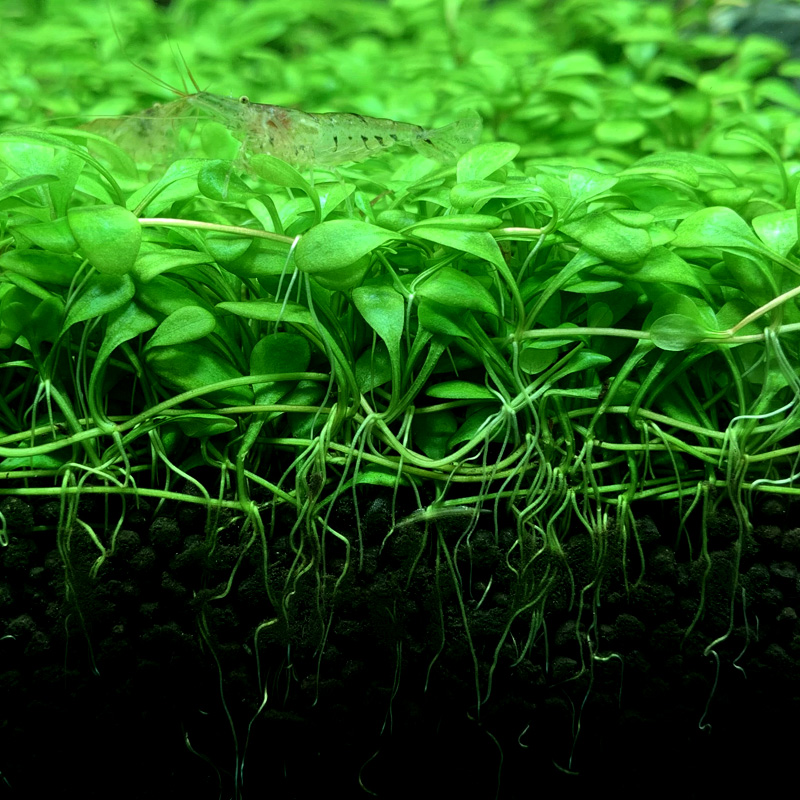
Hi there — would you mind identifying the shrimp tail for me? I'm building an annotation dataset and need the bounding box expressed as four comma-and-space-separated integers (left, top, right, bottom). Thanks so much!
413, 110, 482, 163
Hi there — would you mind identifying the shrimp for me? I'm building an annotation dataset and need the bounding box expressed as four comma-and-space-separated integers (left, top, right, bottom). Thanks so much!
78, 53, 481, 170
79, 97, 193, 164
184, 92, 482, 168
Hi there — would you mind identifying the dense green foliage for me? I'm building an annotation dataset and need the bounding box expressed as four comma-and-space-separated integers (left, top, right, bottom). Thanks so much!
2, 1, 800, 776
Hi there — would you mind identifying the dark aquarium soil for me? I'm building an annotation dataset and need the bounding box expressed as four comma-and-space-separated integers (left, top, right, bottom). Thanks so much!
1, 485, 798, 799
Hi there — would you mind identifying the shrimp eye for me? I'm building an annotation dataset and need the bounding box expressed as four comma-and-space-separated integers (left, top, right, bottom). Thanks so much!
239, 95, 250, 105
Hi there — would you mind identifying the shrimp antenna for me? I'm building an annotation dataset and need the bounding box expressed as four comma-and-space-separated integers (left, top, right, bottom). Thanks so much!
107, 6, 187, 98
165, 37, 211, 96
175, 42, 203, 94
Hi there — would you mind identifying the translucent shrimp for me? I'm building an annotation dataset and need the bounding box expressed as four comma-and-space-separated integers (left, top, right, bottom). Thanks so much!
79, 54, 481, 170
79, 97, 193, 164
186, 92, 482, 168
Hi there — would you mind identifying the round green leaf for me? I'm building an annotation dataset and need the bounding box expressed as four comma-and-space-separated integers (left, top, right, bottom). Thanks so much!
68, 205, 142, 276
412, 227, 506, 270
416, 266, 499, 316
672, 206, 759, 251
413, 409, 457, 460
519, 346, 558, 374
251, 332, 311, 405
594, 120, 648, 145
312, 255, 371, 292
250, 154, 313, 190
147, 307, 217, 349
560, 210, 652, 265
198, 160, 255, 202
356, 343, 393, 392
134, 249, 213, 282
146, 343, 253, 406
649, 314, 708, 351
295, 220, 399, 273
64, 273, 135, 329
457, 142, 520, 182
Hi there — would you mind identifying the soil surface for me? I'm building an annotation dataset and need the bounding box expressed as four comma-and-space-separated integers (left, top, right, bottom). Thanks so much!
1, 485, 798, 799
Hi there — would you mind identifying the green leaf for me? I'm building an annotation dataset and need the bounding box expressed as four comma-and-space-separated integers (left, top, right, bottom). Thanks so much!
697, 74, 750, 96
285, 380, 327, 437
671, 206, 759, 251
319, 181, 355, 220
356, 342, 393, 392
67, 205, 142, 276
720, 250, 776, 306
0, 173, 59, 204
416, 266, 499, 316
352, 284, 405, 399
427, 381, 497, 400
409, 214, 503, 231
350, 468, 409, 488
251, 332, 311, 404
621, 155, 701, 187
603, 247, 705, 289
0, 249, 78, 286
716, 299, 761, 337
223, 239, 294, 279
12, 216, 78, 254
413, 409, 457, 460
563, 279, 623, 294
134, 249, 213, 282
457, 142, 520, 182
756, 77, 800, 110
198, 160, 255, 202
519, 345, 557, 374
412, 226, 506, 270
64, 273, 135, 329
216, 299, 313, 325
448, 407, 498, 449
205, 236, 253, 265
146, 343, 253, 406
48, 149, 84, 218
560, 210, 652, 264
594, 120, 648, 144
0, 130, 123, 206
135, 276, 213, 318
568, 169, 618, 203
147, 307, 217, 349
705, 187, 753, 209
176, 414, 238, 438
250, 154, 314, 190
312, 255, 371, 292
250, 153, 321, 223
649, 314, 708, 351
418, 297, 472, 337
126, 159, 205, 217
549, 350, 611, 382
449, 179, 506, 209
95, 302, 158, 373
28, 295, 65, 343
295, 220, 399, 273
547, 51, 605, 78
0, 290, 37, 334
377, 209, 420, 231
752, 210, 797, 257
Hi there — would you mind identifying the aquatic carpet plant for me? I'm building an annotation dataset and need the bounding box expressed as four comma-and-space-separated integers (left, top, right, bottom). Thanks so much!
2, 112, 800, 681
2, 0, 800, 794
